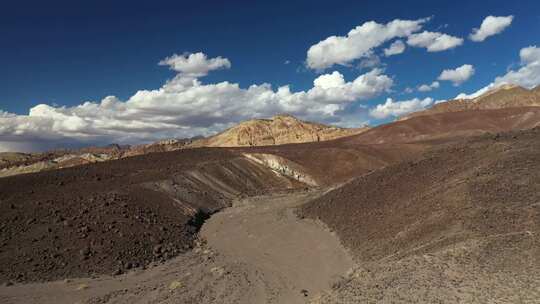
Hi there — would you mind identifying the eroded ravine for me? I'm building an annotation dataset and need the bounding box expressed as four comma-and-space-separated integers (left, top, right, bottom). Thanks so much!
0, 190, 353, 304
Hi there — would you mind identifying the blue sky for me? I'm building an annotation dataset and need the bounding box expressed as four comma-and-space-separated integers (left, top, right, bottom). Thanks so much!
1, 0, 539, 151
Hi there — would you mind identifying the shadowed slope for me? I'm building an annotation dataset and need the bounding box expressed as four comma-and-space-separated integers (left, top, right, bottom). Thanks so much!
0, 149, 302, 283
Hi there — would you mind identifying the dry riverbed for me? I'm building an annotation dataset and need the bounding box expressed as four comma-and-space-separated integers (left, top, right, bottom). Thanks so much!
0, 190, 353, 304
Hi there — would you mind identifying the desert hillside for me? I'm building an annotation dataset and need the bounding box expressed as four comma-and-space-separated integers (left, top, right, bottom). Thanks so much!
349, 106, 540, 144
300, 128, 540, 303
0, 148, 303, 283
191, 114, 368, 147
3, 3, 540, 303
401, 84, 540, 120
2, 108, 540, 303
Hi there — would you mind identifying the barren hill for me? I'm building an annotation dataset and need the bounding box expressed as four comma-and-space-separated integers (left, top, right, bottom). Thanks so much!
191, 114, 368, 147
402, 84, 540, 120
0, 148, 304, 283
349, 106, 540, 145
0, 115, 366, 178
300, 128, 540, 303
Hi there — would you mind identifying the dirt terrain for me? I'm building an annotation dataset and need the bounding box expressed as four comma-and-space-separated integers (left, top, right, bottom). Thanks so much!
0, 149, 303, 283
349, 106, 540, 144
0, 191, 353, 304
2, 96, 540, 303
300, 128, 540, 303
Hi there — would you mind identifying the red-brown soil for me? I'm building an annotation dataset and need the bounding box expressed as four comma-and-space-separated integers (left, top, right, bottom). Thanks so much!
349, 106, 540, 144
244, 141, 426, 185
401, 84, 540, 120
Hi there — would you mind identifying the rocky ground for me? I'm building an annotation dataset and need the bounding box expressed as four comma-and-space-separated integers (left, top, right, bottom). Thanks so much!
0, 148, 301, 283
0, 191, 353, 304
300, 128, 540, 303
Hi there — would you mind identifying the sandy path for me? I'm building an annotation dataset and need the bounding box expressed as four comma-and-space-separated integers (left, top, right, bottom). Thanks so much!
0, 191, 353, 304
201, 191, 353, 303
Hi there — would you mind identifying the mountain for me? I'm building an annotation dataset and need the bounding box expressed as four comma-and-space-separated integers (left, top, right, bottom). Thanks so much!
0, 115, 366, 178
190, 114, 369, 147
300, 128, 540, 303
0, 138, 200, 178
4, 106, 540, 180
349, 106, 540, 145
401, 84, 540, 121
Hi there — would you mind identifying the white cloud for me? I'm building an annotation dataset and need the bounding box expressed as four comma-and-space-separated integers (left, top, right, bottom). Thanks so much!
455, 86, 490, 100
0, 53, 393, 152
469, 15, 514, 42
438, 64, 475, 86
306, 18, 428, 70
404, 87, 414, 94
407, 31, 463, 52
358, 51, 382, 69
456, 46, 540, 99
493, 46, 540, 88
370, 97, 433, 119
384, 40, 406, 56
418, 81, 440, 92
158, 52, 230, 78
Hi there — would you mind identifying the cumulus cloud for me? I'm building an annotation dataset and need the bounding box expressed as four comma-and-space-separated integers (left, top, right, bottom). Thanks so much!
306, 18, 428, 70
370, 97, 434, 119
418, 81, 440, 92
469, 15, 514, 42
404, 87, 414, 94
358, 51, 382, 69
456, 46, 540, 99
158, 52, 231, 77
407, 31, 463, 52
493, 46, 540, 88
438, 64, 475, 86
384, 40, 406, 56
0, 52, 393, 152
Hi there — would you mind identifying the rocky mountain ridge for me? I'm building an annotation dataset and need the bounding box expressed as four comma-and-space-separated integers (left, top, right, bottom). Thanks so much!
191, 114, 369, 147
